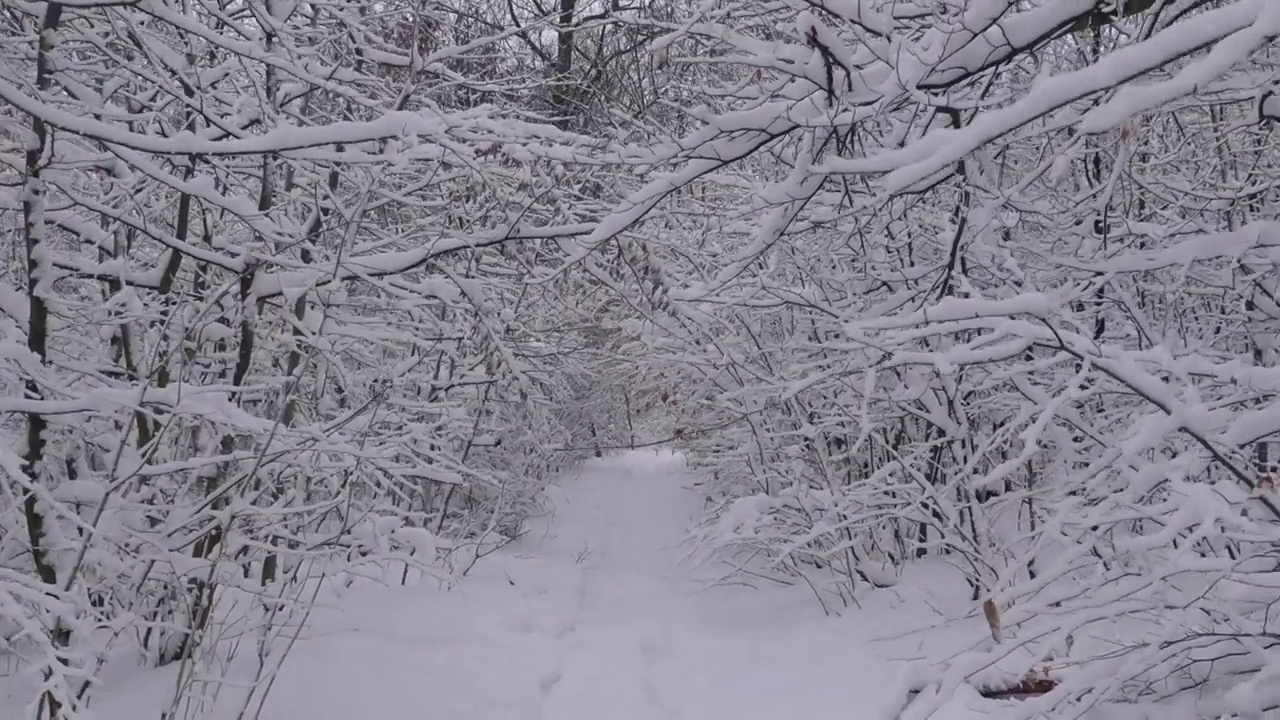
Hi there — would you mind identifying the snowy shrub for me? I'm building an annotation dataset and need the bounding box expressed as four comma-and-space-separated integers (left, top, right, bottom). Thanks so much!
587, 0, 1280, 715
0, 0, 628, 715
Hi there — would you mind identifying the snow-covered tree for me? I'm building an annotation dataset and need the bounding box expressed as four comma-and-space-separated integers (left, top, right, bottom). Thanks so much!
0, 0, 635, 715
584, 0, 1280, 714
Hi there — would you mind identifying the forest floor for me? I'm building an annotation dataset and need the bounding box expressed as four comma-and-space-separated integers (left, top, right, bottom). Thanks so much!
3, 451, 1006, 719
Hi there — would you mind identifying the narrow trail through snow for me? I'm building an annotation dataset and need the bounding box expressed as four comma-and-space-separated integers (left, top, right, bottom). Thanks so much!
172, 452, 921, 719
511, 451, 908, 720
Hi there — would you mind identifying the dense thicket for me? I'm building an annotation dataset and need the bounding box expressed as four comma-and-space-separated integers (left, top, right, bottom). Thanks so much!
588, 0, 1280, 715
4, 0, 1279, 717
0, 0, 653, 716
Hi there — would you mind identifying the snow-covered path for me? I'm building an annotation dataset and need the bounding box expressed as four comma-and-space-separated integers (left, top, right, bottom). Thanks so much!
82, 451, 928, 720
513, 452, 910, 720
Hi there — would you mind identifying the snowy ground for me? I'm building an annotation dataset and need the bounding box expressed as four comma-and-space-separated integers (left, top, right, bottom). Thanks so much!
3, 451, 1002, 719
